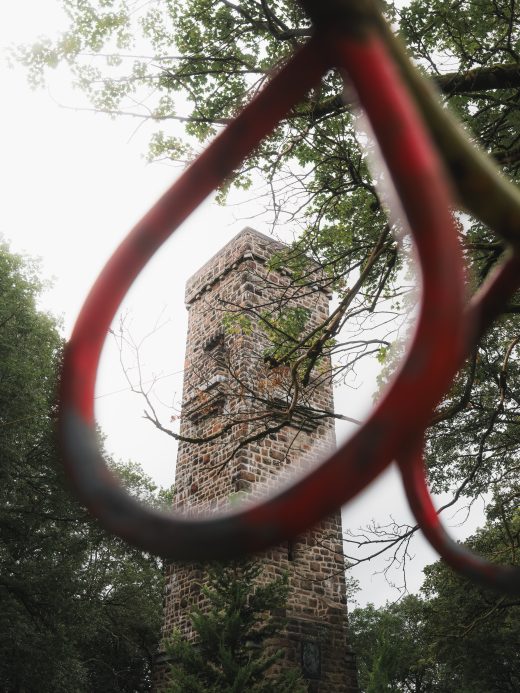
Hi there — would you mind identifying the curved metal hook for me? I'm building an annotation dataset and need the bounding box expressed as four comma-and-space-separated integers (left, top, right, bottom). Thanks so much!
399, 255, 520, 595
399, 442, 520, 595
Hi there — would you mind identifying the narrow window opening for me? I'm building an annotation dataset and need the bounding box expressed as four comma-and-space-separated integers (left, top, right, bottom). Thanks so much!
287, 539, 295, 561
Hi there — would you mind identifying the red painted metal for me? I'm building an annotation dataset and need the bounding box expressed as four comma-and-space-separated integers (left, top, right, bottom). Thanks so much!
59, 1, 520, 593
398, 255, 520, 594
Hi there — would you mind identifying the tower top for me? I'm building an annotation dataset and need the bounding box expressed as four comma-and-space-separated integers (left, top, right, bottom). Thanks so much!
185, 227, 285, 305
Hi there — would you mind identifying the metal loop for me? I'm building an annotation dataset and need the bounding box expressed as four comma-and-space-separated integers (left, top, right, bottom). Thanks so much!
59, 2, 520, 593
60, 28, 465, 559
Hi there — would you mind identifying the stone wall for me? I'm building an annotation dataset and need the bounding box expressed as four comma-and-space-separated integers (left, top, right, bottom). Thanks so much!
156, 228, 358, 692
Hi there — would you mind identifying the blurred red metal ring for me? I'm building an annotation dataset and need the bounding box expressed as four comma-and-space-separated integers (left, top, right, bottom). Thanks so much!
59, 30, 466, 560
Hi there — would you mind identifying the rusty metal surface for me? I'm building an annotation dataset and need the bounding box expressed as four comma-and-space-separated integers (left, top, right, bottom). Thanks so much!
59, 0, 520, 594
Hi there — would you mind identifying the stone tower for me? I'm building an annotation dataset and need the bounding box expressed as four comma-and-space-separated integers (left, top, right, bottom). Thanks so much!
158, 228, 358, 691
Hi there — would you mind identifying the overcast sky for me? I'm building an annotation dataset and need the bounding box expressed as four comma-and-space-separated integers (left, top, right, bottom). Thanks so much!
0, 1, 486, 607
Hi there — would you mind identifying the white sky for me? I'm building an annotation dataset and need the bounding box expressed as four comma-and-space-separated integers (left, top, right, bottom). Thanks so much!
0, 1, 485, 607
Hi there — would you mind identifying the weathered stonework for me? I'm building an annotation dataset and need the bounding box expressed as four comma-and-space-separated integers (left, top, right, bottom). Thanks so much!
156, 228, 358, 691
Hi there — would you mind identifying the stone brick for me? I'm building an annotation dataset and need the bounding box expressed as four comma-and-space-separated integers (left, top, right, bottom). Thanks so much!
154, 228, 358, 692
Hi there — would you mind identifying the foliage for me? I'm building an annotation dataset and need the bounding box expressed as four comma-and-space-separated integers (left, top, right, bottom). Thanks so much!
0, 240, 164, 692
13, 0, 520, 579
420, 506, 520, 693
165, 560, 305, 692
350, 508, 520, 692
350, 595, 436, 693
260, 306, 311, 363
